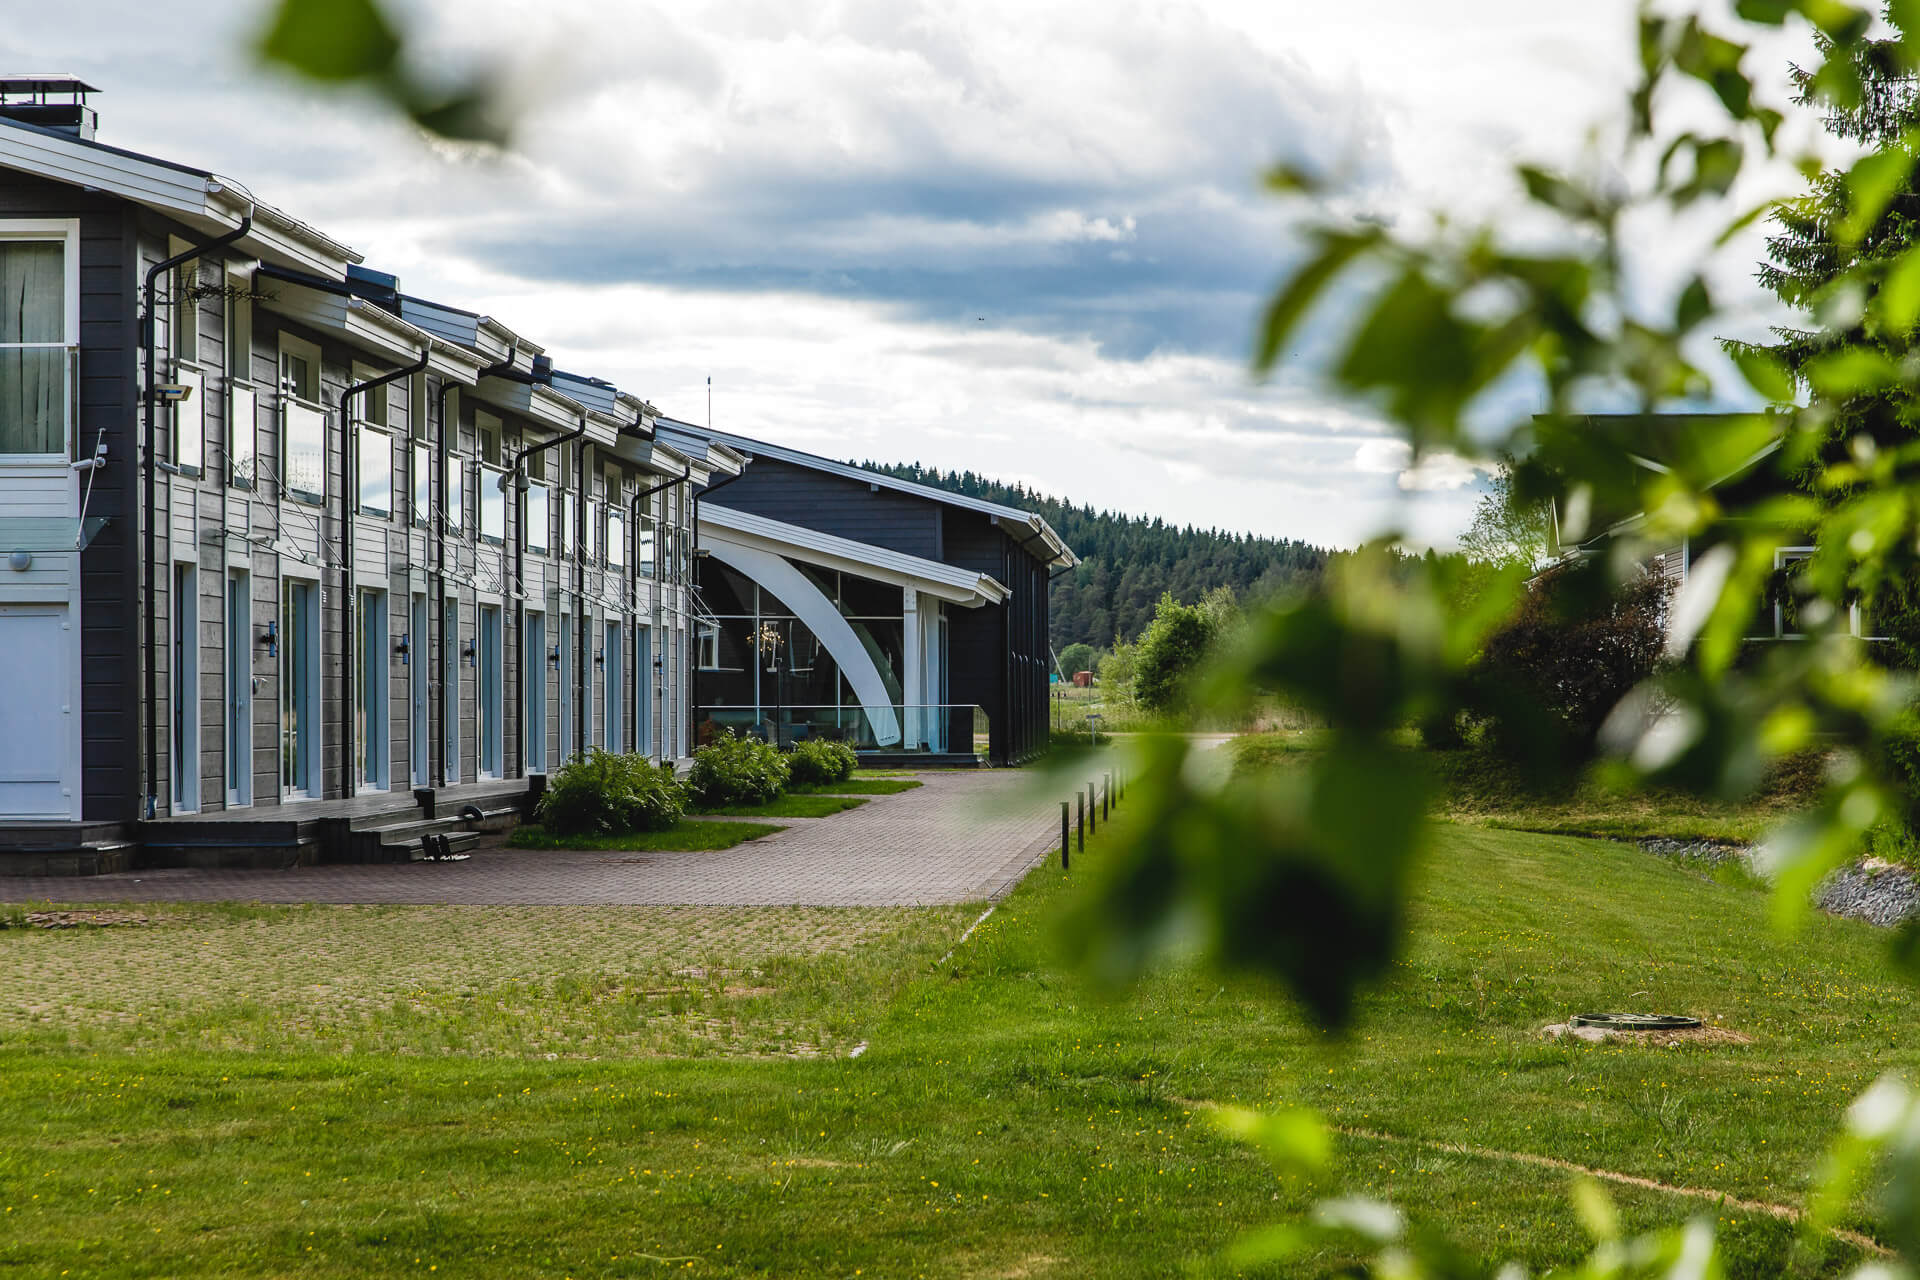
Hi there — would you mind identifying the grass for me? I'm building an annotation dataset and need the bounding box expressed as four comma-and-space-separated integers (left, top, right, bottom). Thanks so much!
1, 809, 1914, 1275
1233, 731, 1827, 844
789, 778, 923, 796
505, 820, 784, 852
692, 794, 870, 818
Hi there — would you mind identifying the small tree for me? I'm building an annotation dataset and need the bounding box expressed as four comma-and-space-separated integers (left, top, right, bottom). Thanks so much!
1133, 593, 1219, 715
1057, 642, 1097, 679
1098, 635, 1138, 704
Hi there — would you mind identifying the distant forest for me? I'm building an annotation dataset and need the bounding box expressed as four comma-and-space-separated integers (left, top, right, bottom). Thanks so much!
858, 461, 1332, 652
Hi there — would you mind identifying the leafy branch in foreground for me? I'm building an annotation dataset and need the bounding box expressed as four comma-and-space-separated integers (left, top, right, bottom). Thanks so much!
1083, 0, 1920, 1272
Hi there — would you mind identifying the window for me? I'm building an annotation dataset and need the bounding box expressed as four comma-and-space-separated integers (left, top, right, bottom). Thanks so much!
410, 373, 428, 442
411, 441, 431, 526
1774, 548, 1812, 639
697, 622, 719, 670
638, 516, 656, 579
358, 426, 392, 517
526, 483, 550, 552
229, 383, 257, 488
588, 500, 602, 561
480, 464, 506, 543
478, 412, 501, 466
446, 458, 465, 532
561, 492, 576, 556
0, 231, 73, 456
172, 365, 204, 473
283, 401, 325, 505
527, 446, 546, 483
226, 265, 253, 385
351, 363, 389, 429
607, 508, 626, 569
170, 244, 198, 364
278, 334, 319, 404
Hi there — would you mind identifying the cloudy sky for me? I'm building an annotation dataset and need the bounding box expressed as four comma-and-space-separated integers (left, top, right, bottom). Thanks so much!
4, 1, 1828, 548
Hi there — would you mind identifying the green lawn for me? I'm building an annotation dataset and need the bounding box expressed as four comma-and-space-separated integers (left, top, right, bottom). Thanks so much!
790, 778, 923, 796
693, 794, 870, 818
506, 820, 784, 852
0, 815, 1911, 1275
1234, 732, 1826, 843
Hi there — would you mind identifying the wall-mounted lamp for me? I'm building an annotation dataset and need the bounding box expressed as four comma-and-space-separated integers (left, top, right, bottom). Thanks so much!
396, 632, 411, 666
259, 619, 278, 659
594, 647, 605, 669
462, 638, 476, 668
548, 644, 561, 671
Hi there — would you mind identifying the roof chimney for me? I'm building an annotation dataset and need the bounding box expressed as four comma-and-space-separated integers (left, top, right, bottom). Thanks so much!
0, 76, 100, 140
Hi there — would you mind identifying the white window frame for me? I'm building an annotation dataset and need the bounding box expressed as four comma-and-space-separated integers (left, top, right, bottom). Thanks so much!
358, 423, 393, 518
446, 456, 466, 533
1773, 547, 1813, 640
411, 440, 431, 527
0, 220, 79, 460
229, 382, 258, 489
278, 332, 325, 505
480, 463, 507, 544
562, 491, 577, 557
172, 363, 205, 474
526, 482, 550, 553
607, 507, 626, 569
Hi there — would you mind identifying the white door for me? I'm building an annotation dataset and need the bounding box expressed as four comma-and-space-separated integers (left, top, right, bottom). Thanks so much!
0, 605, 74, 819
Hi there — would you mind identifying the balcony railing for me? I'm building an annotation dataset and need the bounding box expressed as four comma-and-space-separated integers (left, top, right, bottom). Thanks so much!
695, 703, 988, 755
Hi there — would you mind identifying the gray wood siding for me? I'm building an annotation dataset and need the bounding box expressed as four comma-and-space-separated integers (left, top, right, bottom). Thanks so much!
707, 457, 942, 560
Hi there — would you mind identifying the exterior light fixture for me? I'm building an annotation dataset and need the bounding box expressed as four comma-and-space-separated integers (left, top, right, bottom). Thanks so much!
548, 644, 561, 670
594, 647, 605, 669
396, 632, 410, 665
463, 638, 476, 667
260, 619, 278, 658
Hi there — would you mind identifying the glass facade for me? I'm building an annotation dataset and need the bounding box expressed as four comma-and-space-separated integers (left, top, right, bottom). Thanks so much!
695, 561, 909, 748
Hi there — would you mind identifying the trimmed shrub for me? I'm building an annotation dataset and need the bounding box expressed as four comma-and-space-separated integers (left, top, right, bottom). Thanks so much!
688, 731, 790, 808
788, 738, 858, 786
536, 750, 686, 836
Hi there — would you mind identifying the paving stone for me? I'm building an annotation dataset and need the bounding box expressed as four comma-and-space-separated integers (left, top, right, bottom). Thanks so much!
0, 772, 1074, 908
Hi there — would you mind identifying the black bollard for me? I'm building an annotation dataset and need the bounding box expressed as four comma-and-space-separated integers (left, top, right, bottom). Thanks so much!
1077, 792, 1085, 853
1087, 782, 1097, 834
1061, 801, 1070, 870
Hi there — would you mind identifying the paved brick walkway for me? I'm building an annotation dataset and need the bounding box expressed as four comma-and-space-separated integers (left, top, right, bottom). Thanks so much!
0, 772, 1067, 908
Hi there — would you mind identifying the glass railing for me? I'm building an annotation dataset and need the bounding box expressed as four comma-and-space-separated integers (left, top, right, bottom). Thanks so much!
695, 704, 989, 754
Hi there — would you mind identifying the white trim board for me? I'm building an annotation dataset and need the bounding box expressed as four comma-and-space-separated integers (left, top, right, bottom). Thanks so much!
698, 503, 1008, 607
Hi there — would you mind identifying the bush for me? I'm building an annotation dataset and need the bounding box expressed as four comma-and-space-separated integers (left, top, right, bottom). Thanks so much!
688, 731, 790, 807
537, 750, 686, 835
1472, 563, 1669, 763
788, 738, 857, 786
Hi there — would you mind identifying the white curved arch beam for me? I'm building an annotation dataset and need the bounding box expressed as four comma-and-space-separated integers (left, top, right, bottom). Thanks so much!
704, 541, 903, 747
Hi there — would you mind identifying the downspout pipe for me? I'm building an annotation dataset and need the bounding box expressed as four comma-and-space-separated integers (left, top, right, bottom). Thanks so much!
338, 349, 429, 800
576, 433, 589, 759
632, 463, 688, 760
503, 406, 588, 775
433, 377, 459, 787
142, 215, 251, 820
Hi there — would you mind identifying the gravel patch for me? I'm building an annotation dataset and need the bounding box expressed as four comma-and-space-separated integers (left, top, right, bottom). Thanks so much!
1636, 837, 1920, 928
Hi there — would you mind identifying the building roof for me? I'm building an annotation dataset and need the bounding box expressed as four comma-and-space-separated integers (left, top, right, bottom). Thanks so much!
700, 503, 1010, 607
658, 418, 1077, 569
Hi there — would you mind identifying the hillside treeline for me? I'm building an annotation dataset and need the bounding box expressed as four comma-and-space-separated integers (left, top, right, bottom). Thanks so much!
857, 461, 1332, 650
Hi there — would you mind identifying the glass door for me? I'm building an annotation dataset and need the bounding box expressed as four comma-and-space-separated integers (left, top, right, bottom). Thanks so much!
478, 604, 502, 778
280, 579, 317, 798
357, 589, 389, 791
411, 595, 429, 787
226, 571, 251, 807
605, 621, 623, 754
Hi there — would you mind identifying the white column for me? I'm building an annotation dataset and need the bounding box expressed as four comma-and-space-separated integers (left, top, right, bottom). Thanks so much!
902, 587, 920, 751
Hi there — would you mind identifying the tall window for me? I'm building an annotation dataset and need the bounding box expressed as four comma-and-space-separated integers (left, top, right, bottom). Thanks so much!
480, 465, 506, 543
358, 426, 392, 517
446, 458, 465, 533
0, 234, 70, 456
172, 366, 204, 474
638, 516, 656, 579
229, 384, 257, 488
527, 483, 550, 553
607, 508, 626, 569
411, 440, 431, 526
283, 402, 325, 504
561, 492, 576, 556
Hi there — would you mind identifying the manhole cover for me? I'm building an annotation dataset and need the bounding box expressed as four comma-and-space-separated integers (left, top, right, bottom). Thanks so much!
1569, 1013, 1701, 1031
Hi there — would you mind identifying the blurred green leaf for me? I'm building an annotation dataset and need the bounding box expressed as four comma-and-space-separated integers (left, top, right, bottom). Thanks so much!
257, 0, 400, 82
1253, 229, 1376, 376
